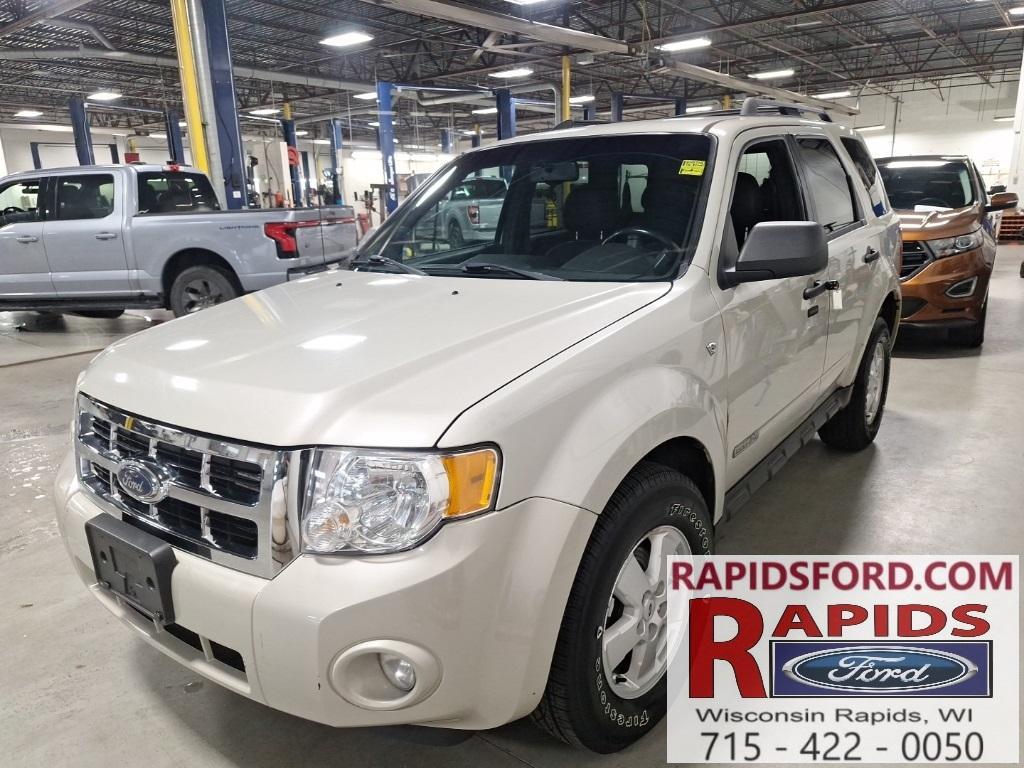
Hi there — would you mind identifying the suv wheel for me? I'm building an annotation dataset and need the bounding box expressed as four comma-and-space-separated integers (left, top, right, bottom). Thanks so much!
818, 316, 892, 451
448, 221, 464, 249
169, 265, 239, 317
531, 462, 712, 753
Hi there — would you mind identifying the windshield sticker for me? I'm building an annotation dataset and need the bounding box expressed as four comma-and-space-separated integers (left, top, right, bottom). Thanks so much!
679, 159, 707, 176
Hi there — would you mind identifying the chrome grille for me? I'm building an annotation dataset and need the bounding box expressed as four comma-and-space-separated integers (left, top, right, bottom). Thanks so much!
899, 240, 932, 280
75, 394, 293, 578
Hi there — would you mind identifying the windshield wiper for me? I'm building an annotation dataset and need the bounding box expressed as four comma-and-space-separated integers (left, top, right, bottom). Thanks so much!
460, 262, 562, 281
349, 254, 427, 276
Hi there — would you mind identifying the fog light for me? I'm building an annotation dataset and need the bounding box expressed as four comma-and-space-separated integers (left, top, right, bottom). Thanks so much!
379, 653, 416, 692
946, 276, 978, 298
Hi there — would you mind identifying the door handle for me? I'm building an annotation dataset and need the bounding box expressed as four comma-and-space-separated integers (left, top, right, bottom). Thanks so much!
864, 246, 881, 263
95, 232, 118, 240
15, 235, 39, 244
803, 280, 839, 300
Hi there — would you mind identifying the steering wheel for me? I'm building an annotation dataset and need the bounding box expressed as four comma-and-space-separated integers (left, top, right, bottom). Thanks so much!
601, 227, 679, 251
915, 198, 948, 208
2, 206, 25, 215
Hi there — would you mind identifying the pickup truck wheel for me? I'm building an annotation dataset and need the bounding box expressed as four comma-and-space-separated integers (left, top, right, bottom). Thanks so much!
169, 265, 239, 317
448, 221, 464, 249
818, 317, 891, 451
531, 462, 712, 753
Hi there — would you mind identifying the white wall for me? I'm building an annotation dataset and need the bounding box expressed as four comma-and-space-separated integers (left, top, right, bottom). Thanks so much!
830, 77, 1018, 189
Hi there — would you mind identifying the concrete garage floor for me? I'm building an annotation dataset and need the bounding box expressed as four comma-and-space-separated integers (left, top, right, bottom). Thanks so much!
2, 251, 1023, 768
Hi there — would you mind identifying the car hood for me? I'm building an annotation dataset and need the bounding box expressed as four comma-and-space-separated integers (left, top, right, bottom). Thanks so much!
894, 205, 981, 240
80, 270, 670, 447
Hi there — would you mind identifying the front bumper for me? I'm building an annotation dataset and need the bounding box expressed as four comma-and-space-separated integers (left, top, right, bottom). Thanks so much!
899, 246, 991, 326
54, 451, 594, 730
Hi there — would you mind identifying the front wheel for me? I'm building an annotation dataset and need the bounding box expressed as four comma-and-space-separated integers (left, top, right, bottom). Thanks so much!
818, 316, 892, 451
448, 220, 464, 249
531, 462, 712, 753
169, 265, 239, 317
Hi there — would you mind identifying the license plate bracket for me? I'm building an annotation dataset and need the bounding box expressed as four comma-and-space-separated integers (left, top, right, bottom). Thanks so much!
86, 513, 177, 624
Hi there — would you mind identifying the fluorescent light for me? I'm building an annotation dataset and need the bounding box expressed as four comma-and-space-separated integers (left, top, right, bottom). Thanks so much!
88, 91, 122, 101
250, 107, 280, 115
884, 160, 948, 168
353, 91, 378, 100
569, 94, 595, 104
750, 68, 794, 80
504, 0, 552, 4
489, 67, 534, 79
472, 107, 499, 114
788, 20, 823, 28
320, 31, 374, 47
178, 120, 187, 127
150, 132, 167, 139
368, 121, 380, 127
656, 37, 712, 52
294, 129, 309, 136
994, 115, 1015, 122
815, 90, 852, 99
312, 139, 331, 144
686, 104, 714, 113
1011, 7, 1024, 15
460, 129, 480, 135
13, 109, 42, 118
855, 124, 887, 131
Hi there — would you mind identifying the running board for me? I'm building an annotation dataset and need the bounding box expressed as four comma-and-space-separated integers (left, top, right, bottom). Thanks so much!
723, 385, 853, 520
0, 297, 163, 312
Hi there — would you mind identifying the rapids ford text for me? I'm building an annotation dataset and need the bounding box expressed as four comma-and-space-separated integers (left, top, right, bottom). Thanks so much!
55, 98, 900, 753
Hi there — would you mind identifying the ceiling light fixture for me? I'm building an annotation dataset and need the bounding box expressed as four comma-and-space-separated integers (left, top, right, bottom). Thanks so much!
88, 91, 122, 101
250, 107, 281, 115
656, 37, 712, 52
994, 115, 1015, 122
294, 130, 309, 136
150, 132, 167, 139
353, 91, 378, 100
686, 104, 714, 113
1010, 7, 1024, 15
815, 90, 852, 99
312, 138, 331, 144
489, 67, 534, 79
13, 109, 43, 118
788, 20, 823, 28
320, 31, 374, 47
749, 68, 795, 80
569, 94, 595, 104
472, 107, 499, 114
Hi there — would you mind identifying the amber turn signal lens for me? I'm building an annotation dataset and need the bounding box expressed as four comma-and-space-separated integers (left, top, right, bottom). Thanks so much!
442, 448, 499, 518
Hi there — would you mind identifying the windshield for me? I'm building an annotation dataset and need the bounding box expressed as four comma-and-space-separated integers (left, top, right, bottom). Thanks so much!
355, 134, 713, 281
877, 159, 976, 210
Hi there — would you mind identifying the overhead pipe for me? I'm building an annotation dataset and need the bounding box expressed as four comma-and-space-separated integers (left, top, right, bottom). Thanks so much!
44, 19, 116, 50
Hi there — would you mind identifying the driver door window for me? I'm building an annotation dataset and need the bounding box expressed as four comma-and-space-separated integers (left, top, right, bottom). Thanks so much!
0, 179, 43, 227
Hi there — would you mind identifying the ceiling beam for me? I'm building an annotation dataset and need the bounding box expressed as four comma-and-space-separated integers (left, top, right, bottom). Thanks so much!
654, 60, 859, 116
353, 0, 631, 55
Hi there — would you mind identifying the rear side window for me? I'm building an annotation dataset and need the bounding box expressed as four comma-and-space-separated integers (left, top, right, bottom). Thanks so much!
137, 171, 221, 215
795, 138, 859, 234
841, 137, 887, 215
55, 175, 115, 220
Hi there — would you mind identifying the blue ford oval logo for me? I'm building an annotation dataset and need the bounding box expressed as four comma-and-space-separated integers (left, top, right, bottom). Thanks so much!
782, 645, 977, 693
116, 459, 168, 504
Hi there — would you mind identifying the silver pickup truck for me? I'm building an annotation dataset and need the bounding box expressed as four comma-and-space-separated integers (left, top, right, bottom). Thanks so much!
0, 164, 357, 316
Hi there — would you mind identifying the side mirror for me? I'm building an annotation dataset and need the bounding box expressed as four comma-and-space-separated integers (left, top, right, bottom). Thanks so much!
985, 192, 1018, 213
723, 221, 828, 286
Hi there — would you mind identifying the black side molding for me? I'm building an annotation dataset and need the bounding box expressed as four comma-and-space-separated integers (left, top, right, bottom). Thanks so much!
723, 385, 853, 520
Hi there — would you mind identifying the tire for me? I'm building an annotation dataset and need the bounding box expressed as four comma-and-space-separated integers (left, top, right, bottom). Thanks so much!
949, 300, 986, 348
531, 462, 713, 753
72, 310, 124, 319
448, 220, 464, 249
168, 264, 239, 317
818, 316, 892, 451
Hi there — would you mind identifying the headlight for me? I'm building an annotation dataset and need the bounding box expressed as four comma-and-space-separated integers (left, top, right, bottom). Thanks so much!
928, 230, 983, 258
301, 446, 500, 554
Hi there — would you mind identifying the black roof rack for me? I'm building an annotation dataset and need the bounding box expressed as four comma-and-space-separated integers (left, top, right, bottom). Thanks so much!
739, 97, 832, 122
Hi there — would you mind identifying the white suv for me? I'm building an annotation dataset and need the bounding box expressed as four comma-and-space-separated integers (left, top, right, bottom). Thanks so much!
55, 98, 901, 753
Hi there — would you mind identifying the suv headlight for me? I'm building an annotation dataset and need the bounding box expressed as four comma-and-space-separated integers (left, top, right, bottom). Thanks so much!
928, 230, 983, 258
300, 446, 500, 554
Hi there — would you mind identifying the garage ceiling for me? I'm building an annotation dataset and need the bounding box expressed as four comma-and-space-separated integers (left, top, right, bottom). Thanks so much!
0, 0, 1021, 144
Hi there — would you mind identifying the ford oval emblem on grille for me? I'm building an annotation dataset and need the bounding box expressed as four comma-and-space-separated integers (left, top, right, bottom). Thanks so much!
781, 645, 977, 693
116, 459, 169, 504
